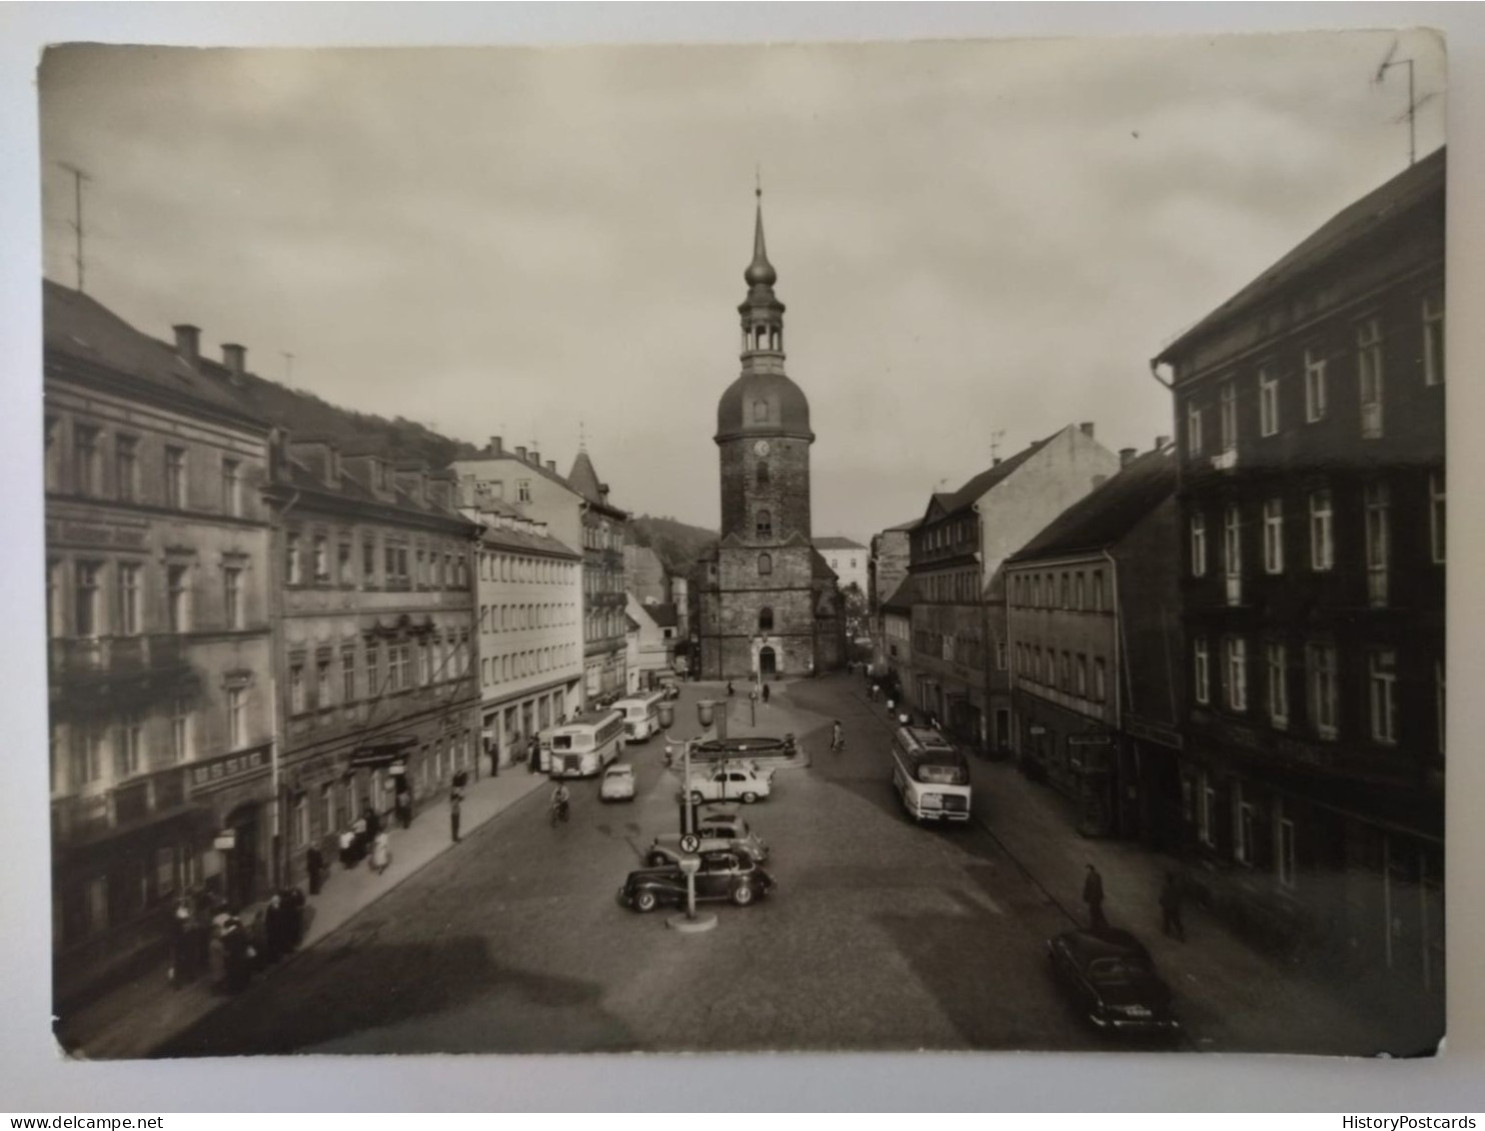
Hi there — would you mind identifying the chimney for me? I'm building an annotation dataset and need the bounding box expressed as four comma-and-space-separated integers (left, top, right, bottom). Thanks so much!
546, 460, 557, 473
530, 449, 541, 466
488, 436, 504, 457
992, 457, 1002, 468
174, 324, 201, 363
1079, 422, 1095, 439
516, 446, 527, 462
1155, 434, 1171, 450
221, 343, 246, 381
1119, 447, 1137, 469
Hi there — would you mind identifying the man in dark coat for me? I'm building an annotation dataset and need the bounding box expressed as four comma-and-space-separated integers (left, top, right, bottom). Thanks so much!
762, 683, 770, 704
1083, 863, 1107, 931
306, 844, 324, 895
221, 917, 252, 993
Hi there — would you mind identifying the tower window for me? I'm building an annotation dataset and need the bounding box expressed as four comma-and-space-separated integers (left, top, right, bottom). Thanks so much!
758, 553, 772, 576
759, 607, 774, 631
753, 400, 768, 423
756, 460, 770, 486
756, 509, 772, 539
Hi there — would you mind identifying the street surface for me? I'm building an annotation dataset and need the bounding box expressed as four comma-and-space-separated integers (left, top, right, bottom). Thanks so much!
156, 676, 1383, 1056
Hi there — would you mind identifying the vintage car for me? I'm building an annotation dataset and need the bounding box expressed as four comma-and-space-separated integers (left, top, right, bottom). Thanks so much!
647, 807, 769, 866
599, 764, 636, 802
1046, 928, 1181, 1038
617, 849, 776, 912
682, 762, 774, 804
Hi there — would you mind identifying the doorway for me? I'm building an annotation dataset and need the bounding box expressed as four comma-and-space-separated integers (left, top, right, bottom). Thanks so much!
759, 646, 777, 678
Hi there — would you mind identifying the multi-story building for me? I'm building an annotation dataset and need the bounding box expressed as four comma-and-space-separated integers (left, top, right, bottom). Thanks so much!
626, 596, 679, 691
264, 439, 482, 887
698, 193, 845, 679
45, 282, 276, 1004
1150, 148, 1445, 1022
468, 503, 583, 770
869, 521, 915, 618
907, 424, 1119, 753
1005, 443, 1180, 841
814, 537, 868, 597
879, 576, 915, 704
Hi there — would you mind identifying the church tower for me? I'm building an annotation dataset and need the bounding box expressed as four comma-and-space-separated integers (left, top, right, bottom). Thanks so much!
699, 189, 841, 680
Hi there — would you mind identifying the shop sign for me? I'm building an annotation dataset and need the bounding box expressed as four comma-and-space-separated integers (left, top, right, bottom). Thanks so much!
1029, 725, 1046, 736
214, 830, 237, 851
1067, 734, 1112, 746
189, 745, 269, 792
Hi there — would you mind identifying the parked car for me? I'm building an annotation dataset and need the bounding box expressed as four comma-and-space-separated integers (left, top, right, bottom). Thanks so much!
1046, 928, 1180, 1037
617, 849, 776, 912
683, 762, 773, 804
647, 807, 769, 865
599, 764, 636, 802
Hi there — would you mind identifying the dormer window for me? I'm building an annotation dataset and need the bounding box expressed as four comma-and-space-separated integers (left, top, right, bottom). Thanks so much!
753, 400, 768, 424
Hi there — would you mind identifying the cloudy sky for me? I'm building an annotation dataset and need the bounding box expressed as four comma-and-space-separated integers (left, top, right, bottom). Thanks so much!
38, 31, 1445, 540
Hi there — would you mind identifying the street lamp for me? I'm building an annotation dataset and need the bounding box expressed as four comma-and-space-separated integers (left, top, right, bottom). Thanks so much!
668, 714, 716, 933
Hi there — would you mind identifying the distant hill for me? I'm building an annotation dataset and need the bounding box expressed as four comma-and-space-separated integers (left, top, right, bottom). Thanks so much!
630, 515, 717, 577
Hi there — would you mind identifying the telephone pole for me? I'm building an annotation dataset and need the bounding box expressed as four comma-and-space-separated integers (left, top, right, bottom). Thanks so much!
56, 162, 91, 293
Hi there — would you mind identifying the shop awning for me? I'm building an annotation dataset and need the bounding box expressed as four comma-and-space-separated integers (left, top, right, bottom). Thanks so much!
349, 736, 417, 769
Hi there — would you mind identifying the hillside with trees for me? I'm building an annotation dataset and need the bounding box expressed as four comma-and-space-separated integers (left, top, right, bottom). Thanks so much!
629, 515, 717, 578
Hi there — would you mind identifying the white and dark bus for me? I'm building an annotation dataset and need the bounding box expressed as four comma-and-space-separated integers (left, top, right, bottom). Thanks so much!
613, 691, 666, 742
547, 709, 626, 778
891, 726, 972, 823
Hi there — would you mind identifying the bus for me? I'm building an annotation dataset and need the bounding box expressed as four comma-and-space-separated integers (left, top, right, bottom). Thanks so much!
891, 725, 972, 823
613, 691, 666, 742
547, 709, 626, 778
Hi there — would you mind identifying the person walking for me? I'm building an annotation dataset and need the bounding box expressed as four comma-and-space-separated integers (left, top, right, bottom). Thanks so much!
306, 843, 324, 895
831, 719, 844, 753
726, 680, 735, 698
450, 791, 462, 843
762, 683, 771, 705
1160, 872, 1186, 941
169, 897, 194, 987
1083, 863, 1107, 931
395, 784, 413, 829
371, 829, 391, 875
487, 737, 500, 778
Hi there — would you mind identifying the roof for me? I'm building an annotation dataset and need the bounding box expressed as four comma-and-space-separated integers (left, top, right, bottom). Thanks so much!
1008, 447, 1177, 563
715, 370, 813, 442
1156, 146, 1446, 363
625, 614, 643, 633
814, 536, 867, 551
810, 549, 839, 583
883, 517, 922, 534
881, 576, 916, 613
646, 602, 679, 628
43, 281, 268, 427
931, 431, 1059, 518
479, 519, 581, 558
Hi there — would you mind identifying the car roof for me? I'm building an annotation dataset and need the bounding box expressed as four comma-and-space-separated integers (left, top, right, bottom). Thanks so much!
1055, 928, 1151, 963
605, 764, 633, 773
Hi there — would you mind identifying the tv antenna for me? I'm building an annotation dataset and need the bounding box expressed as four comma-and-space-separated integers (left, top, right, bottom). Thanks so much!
281, 351, 295, 384
990, 430, 1006, 462
1373, 40, 1436, 167
55, 161, 91, 293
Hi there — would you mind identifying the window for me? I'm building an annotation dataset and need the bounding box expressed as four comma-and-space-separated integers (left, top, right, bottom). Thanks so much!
1186, 401, 1204, 458
1199, 772, 1217, 848
1306, 643, 1338, 739
1091, 570, 1104, 612
1304, 347, 1328, 422
167, 564, 190, 633
46, 560, 63, 638
1223, 505, 1242, 604
1233, 783, 1255, 866
1219, 380, 1237, 452
1059, 574, 1070, 608
1190, 513, 1207, 577
1193, 637, 1210, 705
517, 480, 531, 503
362, 538, 376, 584
287, 534, 303, 585
70, 725, 102, 786
1258, 366, 1279, 437
317, 658, 332, 707
1266, 643, 1289, 728
44, 416, 61, 492
1429, 471, 1445, 565
756, 509, 772, 539
1369, 649, 1398, 745
312, 537, 329, 584
1093, 658, 1107, 702
170, 699, 191, 763
1225, 637, 1248, 712
338, 541, 353, 585
221, 459, 241, 517
1276, 805, 1297, 889
1075, 654, 1088, 697
1364, 483, 1390, 607
117, 563, 141, 636
227, 687, 246, 749
115, 712, 143, 779
367, 644, 380, 696
758, 607, 774, 632
1262, 499, 1284, 574
756, 460, 770, 486
289, 663, 306, 714
753, 400, 768, 423
74, 425, 100, 496
115, 436, 139, 502
996, 639, 1007, 670
165, 446, 187, 508
1309, 490, 1334, 572
75, 562, 101, 637
758, 553, 772, 576
1358, 317, 1384, 438
1423, 292, 1445, 386
218, 566, 242, 629
1074, 572, 1085, 611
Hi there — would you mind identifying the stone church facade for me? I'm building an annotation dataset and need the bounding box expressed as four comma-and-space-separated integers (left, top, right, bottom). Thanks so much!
698, 194, 845, 680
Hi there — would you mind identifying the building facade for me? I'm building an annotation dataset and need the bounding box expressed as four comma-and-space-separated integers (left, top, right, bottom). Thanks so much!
814, 537, 869, 597
907, 424, 1119, 753
45, 283, 276, 1005
265, 440, 482, 889
470, 506, 584, 770
1005, 444, 1180, 841
626, 596, 679, 691
1151, 148, 1445, 1022
567, 450, 630, 705
698, 194, 844, 679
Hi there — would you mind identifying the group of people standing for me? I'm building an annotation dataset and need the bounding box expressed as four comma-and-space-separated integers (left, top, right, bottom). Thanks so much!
168, 886, 307, 995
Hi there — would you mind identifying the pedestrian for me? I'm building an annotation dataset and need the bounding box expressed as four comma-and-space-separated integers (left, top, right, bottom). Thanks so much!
450, 791, 462, 843
487, 737, 500, 778
262, 891, 285, 964
364, 804, 381, 841
169, 896, 194, 987
1160, 872, 1186, 941
1083, 863, 1107, 931
285, 887, 306, 951
726, 680, 735, 697
870, 683, 879, 702
306, 843, 324, 895
396, 783, 413, 829
528, 734, 541, 773
372, 830, 391, 874
831, 719, 844, 753
221, 916, 252, 994
762, 683, 771, 705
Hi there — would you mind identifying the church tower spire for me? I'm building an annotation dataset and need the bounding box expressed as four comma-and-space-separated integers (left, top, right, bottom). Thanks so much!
739, 182, 785, 369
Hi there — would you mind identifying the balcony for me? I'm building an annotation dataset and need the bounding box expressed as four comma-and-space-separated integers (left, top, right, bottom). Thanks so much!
51, 766, 197, 847
49, 634, 188, 683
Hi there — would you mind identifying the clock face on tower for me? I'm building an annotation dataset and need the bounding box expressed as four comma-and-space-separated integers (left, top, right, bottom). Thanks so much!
753, 439, 771, 457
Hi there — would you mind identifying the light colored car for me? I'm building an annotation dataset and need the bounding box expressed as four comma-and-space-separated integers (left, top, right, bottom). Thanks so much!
683, 762, 773, 804
599, 764, 636, 802
648, 808, 769, 866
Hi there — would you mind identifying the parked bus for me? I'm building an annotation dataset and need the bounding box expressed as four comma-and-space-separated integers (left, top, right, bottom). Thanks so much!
547, 709, 626, 778
891, 725, 972, 823
614, 691, 666, 742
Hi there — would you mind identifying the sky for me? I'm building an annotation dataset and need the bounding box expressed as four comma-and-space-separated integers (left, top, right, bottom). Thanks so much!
38, 31, 1446, 542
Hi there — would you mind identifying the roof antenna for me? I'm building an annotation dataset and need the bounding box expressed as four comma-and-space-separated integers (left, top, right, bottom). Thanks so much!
990, 430, 1006, 463
281, 351, 295, 385
755, 163, 762, 201
56, 161, 91, 293
579, 419, 587, 452
1373, 39, 1435, 167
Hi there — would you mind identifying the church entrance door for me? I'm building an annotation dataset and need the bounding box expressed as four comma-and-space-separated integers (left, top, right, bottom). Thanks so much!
758, 646, 777, 678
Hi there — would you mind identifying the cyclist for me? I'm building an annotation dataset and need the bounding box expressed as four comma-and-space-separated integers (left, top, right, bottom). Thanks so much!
550, 780, 572, 825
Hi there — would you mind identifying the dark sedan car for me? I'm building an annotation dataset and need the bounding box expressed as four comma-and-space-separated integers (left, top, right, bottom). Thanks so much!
1046, 928, 1180, 1037
617, 849, 775, 913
